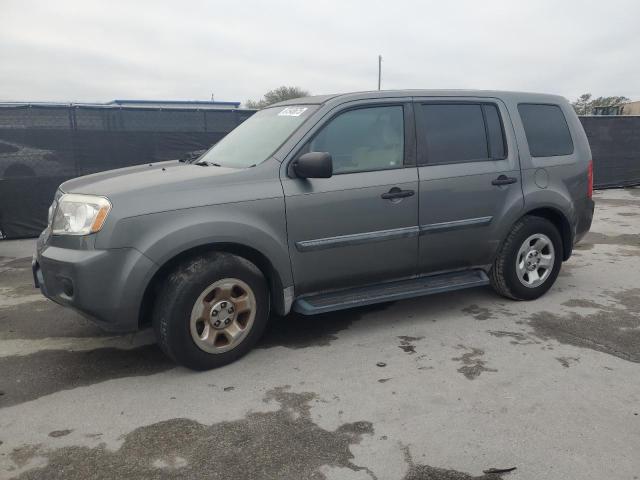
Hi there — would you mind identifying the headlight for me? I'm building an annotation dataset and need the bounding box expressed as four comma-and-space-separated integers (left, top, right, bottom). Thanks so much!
47, 189, 63, 226
52, 194, 112, 235
47, 201, 57, 225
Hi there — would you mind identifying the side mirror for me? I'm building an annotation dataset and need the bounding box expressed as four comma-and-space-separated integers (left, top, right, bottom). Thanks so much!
293, 152, 333, 179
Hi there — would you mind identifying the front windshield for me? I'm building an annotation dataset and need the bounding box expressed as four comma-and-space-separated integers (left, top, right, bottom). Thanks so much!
197, 105, 317, 168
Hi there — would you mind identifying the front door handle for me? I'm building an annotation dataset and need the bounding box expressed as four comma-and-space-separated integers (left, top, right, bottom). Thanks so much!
381, 187, 415, 200
491, 175, 518, 186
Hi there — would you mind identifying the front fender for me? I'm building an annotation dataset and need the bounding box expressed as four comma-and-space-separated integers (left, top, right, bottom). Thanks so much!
96, 197, 293, 289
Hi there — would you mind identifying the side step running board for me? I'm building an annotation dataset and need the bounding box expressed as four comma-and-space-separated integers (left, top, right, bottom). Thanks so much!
293, 269, 490, 315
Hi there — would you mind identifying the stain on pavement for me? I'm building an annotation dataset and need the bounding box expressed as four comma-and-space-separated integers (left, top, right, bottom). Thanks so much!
593, 197, 640, 207
555, 356, 580, 368
0, 257, 32, 270
397, 336, 424, 354
452, 345, 497, 380
0, 302, 108, 341
402, 446, 510, 480
561, 299, 603, 309
528, 289, 640, 363
9, 387, 375, 480
573, 242, 594, 251
487, 330, 537, 345
624, 187, 640, 197
259, 303, 391, 350
452, 345, 496, 380
0, 345, 174, 408
583, 231, 640, 248
461, 304, 494, 321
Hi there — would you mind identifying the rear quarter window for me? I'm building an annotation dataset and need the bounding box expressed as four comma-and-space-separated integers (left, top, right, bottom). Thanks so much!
518, 103, 574, 157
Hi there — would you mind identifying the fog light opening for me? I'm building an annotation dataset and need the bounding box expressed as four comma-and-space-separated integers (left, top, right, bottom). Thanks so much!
61, 278, 74, 297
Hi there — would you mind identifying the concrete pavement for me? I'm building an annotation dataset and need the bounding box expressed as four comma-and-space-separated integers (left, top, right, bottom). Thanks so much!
1, 188, 639, 479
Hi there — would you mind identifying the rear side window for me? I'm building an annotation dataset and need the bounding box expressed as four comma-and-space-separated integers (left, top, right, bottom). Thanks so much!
418, 103, 506, 165
518, 104, 574, 157
484, 105, 505, 159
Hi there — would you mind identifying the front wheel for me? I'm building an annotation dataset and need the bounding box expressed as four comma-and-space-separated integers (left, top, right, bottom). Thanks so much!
490, 216, 562, 301
153, 252, 270, 370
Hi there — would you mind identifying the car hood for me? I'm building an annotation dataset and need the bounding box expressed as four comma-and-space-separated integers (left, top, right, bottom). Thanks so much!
62, 161, 239, 195
60, 159, 282, 217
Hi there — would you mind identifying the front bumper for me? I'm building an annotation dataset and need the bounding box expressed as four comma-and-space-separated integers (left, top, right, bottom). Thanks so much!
33, 231, 156, 332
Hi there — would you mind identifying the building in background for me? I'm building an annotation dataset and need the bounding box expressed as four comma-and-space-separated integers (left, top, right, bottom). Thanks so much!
106, 99, 241, 109
621, 100, 640, 115
592, 100, 640, 116
592, 105, 624, 116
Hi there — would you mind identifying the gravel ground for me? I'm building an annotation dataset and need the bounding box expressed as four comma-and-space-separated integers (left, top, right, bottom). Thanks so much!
1, 188, 639, 480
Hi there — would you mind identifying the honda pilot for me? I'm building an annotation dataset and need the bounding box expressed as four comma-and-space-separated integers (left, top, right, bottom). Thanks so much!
33, 90, 595, 370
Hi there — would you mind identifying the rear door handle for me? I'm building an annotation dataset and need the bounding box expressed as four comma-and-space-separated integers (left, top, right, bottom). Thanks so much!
491, 175, 518, 186
381, 187, 415, 200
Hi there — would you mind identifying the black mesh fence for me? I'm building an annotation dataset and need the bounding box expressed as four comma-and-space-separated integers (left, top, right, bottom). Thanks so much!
0, 105, 255, 239
1, 107, 639, 239
579, 116, 640, 189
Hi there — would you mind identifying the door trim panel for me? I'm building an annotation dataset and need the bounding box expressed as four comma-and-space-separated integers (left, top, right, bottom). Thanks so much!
419, 216, 493, 234
295, 225, 420, 252
295, 215, 492, 252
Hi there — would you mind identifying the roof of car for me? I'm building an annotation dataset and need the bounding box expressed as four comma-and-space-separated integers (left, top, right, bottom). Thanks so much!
270, 89, 567, 108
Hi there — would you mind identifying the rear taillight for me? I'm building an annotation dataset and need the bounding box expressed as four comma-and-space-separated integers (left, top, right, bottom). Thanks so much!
587, 160, 593, 199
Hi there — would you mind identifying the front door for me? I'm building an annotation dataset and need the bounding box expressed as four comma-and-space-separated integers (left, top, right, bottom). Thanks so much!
282, 102, 419, 294
415, 99, 524, 273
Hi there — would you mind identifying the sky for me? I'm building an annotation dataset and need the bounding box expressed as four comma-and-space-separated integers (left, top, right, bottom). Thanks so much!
1, 0, 639, 105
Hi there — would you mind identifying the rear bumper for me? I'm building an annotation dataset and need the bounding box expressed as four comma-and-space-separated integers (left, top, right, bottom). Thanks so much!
574, 198, 595, 244
33, 234, 156, 332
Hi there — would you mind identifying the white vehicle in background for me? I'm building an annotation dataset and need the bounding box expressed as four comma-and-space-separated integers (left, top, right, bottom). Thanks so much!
0, 140, 74, 178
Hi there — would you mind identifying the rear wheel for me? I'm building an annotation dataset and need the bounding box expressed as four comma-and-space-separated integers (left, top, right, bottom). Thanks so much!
153, 252, 270, 370
490, 216, 562, 300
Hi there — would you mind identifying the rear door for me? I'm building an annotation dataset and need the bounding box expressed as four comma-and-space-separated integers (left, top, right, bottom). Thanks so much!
281, 100, 419, 294
415, 98, 524, 273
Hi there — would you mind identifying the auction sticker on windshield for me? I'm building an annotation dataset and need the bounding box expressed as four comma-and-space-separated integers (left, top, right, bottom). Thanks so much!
278, 107, 308, 117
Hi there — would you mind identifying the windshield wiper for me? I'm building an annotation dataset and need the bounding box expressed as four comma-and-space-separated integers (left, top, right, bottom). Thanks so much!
179, 149, 207, 163
194, 160, 222, 167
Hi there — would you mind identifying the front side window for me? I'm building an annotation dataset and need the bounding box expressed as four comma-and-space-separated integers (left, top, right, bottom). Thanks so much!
418, 103, 506, 165
518, 103, 574, 157
309, 105, 404, 174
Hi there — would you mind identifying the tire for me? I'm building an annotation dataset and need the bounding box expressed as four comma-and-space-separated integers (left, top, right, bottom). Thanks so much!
153, 252, 270, 370
490, 216, 562, 301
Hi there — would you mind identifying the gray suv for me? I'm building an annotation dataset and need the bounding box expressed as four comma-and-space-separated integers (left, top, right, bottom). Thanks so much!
33, 90, 594, 370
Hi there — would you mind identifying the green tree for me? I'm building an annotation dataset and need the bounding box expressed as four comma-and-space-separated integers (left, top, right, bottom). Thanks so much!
571, 93, 630, 115
572, 93, 593, 115
245, 86, 310, 109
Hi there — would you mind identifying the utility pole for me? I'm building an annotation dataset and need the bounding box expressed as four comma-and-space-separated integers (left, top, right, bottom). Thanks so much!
377, 55, 382, 90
